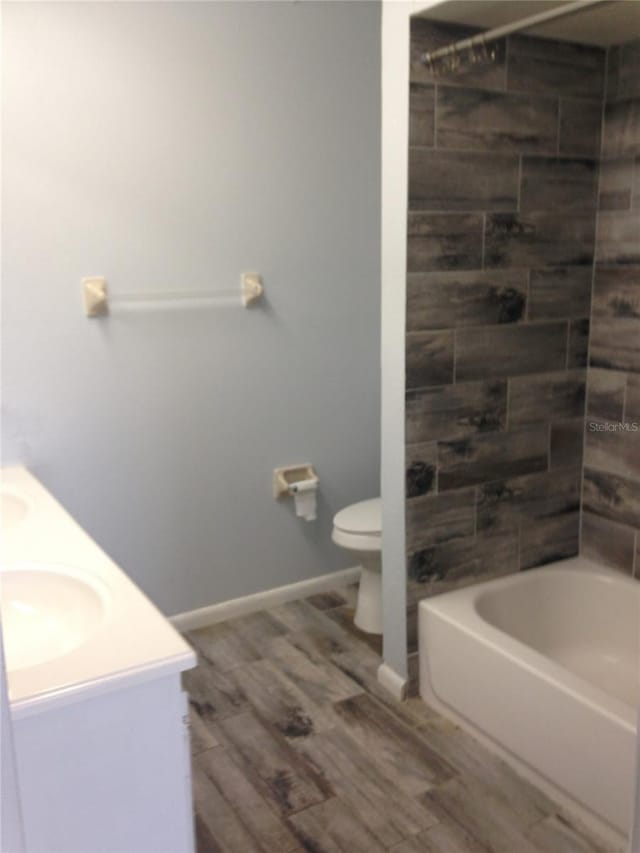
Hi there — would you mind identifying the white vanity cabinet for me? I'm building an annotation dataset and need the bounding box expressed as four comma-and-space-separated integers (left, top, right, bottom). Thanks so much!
13, 676, 194, 853
1, 467, 197, 853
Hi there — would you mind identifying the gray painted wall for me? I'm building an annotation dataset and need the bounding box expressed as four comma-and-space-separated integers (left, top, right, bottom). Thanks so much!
1, 1, 381, 615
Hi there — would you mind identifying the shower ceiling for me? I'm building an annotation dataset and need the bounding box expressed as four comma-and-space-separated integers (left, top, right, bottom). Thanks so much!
419, 0, 640, 46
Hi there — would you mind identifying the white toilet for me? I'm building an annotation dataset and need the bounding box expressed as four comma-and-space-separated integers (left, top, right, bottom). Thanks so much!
332, 497, 382, 635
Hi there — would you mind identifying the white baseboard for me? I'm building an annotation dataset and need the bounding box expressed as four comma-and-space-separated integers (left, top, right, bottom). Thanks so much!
377, 661, 408, 701
170, 566, 361, 632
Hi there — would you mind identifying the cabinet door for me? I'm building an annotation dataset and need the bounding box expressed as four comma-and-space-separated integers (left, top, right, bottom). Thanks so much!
15, 676, 195, 852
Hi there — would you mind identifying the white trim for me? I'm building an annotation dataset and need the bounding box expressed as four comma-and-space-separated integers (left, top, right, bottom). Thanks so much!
380, 0, 444, 680
169, 567, 361, 632
377, 661, 408, 701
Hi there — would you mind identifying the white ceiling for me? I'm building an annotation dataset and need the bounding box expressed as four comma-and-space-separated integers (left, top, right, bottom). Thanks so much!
419, 1, 640, 47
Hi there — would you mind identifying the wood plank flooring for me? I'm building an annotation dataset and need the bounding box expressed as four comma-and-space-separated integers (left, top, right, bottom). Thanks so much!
182, 589, 618, 853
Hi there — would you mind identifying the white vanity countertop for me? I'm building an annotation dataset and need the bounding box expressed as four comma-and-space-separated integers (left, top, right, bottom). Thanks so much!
1, 466, 196, 719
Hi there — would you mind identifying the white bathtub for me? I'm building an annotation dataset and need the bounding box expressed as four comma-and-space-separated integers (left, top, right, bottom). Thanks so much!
418, 556, 639, 837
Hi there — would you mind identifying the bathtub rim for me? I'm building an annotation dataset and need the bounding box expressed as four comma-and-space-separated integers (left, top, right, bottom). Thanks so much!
418, 660, 630, 852
419, 557, 638, 731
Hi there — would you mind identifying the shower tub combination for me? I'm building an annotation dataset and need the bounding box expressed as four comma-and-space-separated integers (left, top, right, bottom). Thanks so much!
419, 556, 639, 839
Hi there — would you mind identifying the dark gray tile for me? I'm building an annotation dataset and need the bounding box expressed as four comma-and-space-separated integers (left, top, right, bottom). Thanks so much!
408, 528, 518, 589
582, 511, 636, 575
188, 612, 286, 674
406, 487, 476, 553
598, 158, 634, 211
485, 213, 596, 268
295, 718, 440, 832
559, 98, 603, 157
550, 418, 585, 469
406, 653, 420, 698
408, 212, 484, 272
527, 266, 592, 321
410, 83, 435, 148
406, 331, 455, 389
596, 211, 640, 264
455, 322, 568, 381
406, 442, 438, 499
520, 157, 598, 212
414, 719, 558, 822
187, 572, 620, 853
288, 732, 418, 851
306, 591, 349, 612
216, 709, 331, 817
602, 97, 640, 158
410, 18, 507, 89
585, 418, 640, 479
438, 427, 548, 491
192, 762, 266, 853
406, 380, 507, 444
606, 45, 620, 101
508, 369, 585, 427
590, 317, 640, 372
436, 86, 558, 154
407, 269, 527, 331
583, 466, 640, 528
586, 368, 626, 421
183, 656, 250, 725
401, 819, 498, 853
617, 39, 640, 100
195, 746, 299, 852
409, 149, 519, 211
477, 467, 580, 532
592, 265, 640, 320
423, 775, 542, 853
189, 708, 219, 756
288, 795, 386, 853
520, 511, 580, 569
406, 603, 419, 656
507, 35, 605, 98
332, 694, 456, 791
626, 373, 640, 420
527, 813, 616, 853
568, 318, 590, 368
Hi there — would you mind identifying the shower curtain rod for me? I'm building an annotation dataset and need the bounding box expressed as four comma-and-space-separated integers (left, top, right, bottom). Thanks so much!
421, 0, 610, 65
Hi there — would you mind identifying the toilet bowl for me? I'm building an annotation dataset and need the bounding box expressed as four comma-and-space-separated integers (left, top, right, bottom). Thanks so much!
332, 498, 382, 635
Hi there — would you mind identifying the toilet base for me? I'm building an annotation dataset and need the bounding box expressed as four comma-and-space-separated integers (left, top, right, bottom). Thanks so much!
354, 553, 382, 635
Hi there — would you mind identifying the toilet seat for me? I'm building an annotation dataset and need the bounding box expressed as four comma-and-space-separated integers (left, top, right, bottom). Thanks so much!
332, 498, 381, 552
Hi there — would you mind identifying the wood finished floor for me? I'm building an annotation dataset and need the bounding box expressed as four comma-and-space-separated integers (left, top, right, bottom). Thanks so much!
183, 588, 618, 853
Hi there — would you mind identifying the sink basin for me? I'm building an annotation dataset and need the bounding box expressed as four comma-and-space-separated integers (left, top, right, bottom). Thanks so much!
1, 489, 30, 529
0, 562, 110, 673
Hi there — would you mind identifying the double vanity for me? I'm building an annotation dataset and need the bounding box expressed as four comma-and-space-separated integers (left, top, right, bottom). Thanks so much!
1, 467, 196, 853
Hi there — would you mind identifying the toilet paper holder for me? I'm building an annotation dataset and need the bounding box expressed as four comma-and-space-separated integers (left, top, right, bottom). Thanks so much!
273, 465, 319, 499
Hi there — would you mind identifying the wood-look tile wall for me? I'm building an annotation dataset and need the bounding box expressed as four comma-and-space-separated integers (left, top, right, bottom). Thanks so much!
582, 38, 640, 576
405, 20, 605, 672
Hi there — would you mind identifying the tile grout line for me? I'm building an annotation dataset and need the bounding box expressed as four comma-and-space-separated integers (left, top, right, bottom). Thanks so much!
408, 143, 598, 159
